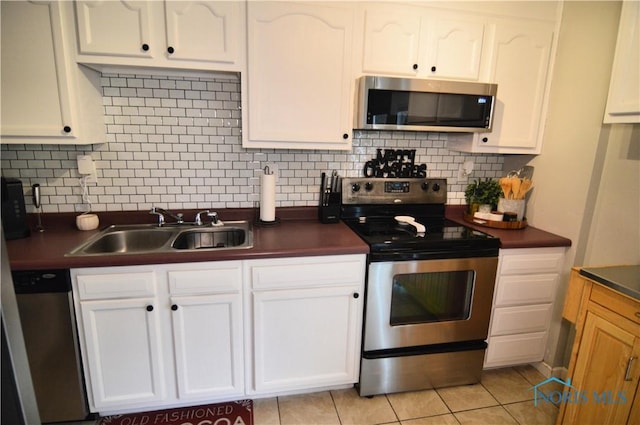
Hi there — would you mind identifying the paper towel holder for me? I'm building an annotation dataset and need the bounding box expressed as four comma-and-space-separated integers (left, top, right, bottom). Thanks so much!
257, 165, 280, 226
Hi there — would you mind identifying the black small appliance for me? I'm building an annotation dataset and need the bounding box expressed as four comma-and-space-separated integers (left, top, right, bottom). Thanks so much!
1, 177, 30, 240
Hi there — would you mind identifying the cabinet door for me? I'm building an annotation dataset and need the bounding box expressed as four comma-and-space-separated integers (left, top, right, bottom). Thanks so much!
79, 298, 166, 410
563, 312, 640, 424
164, 1, 241, 65
424, 16, 485, 81
245, 2, 354, 150
480, 21, 553, 151
361, 6, 422, 76
0, 1, 74, 138
604, 0, 640, 123
75, 0, 157, 59
252, 285, 361, 393
170, 294, 244, 400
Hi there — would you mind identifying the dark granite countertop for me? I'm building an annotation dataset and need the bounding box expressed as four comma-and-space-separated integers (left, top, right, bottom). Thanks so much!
445, 205, 572, 249
7, 206, 573, 272
6, 207, 369, 271
580, 265, 640, 300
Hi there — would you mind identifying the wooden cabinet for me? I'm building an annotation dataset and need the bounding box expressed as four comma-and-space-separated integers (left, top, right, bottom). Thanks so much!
72, 261, 243, 414
558, 269, 640, 425
604, 0, 640, 123
484, 247, 565, 368
245, 255, 366, 395
0, 1, 104, 144
448, 18, 556, 154
74, 0, 244, 72
359, 4, 485, 81
243, 1, 355, 150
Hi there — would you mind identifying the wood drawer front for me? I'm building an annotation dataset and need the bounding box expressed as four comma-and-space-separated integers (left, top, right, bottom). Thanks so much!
485, 332, 547, 367
168, 263, 242, 295
491, 304, 553, 336
76, 271, 156, 300
499, 249, 564, 275
590, 284, 640, 325
494, 274, 559, 307
248, 255, 365, 290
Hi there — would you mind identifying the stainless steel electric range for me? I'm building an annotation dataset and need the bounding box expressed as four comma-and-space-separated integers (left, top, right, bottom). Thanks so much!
340, 177, 500, 396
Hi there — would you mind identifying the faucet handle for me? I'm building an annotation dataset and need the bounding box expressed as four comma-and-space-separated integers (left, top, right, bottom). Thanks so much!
208, 211, 220, 225
194, 210, 210, 226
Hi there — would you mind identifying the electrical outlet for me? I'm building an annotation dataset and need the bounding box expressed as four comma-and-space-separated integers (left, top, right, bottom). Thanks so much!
77, 155, 97, 183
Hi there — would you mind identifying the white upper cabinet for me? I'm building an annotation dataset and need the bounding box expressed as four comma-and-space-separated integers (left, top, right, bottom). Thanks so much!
243, 1, 355, 150
74, 0, 244, 72
361, 7, 422, 77
0, 1, 104, 144
448, 18, 556, 154
604, 0, 640, 123
359, 4, 485, 81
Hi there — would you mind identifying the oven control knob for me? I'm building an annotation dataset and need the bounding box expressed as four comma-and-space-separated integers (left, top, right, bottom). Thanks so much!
351, 183, 361, 192
364, 182, 374, 192
421, 182, 429, 191
432, 183, 441, 192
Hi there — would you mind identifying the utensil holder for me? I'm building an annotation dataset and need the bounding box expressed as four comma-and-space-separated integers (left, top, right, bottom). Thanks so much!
498, 199, 525, 221
319, 193, 341, 223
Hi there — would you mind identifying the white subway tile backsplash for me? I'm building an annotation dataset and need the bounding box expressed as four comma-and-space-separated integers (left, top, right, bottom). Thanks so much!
2, 72, 504, 213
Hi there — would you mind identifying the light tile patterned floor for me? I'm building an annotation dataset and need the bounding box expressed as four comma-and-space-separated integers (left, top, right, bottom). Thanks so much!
62, 366, 557, 425
254, 365, 559, 425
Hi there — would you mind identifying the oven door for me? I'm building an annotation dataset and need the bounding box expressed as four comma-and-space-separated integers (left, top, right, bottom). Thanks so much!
364, 256, 498, 351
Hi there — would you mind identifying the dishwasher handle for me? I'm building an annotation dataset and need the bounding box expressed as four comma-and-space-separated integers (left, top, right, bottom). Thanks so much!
12, 269, 71, 294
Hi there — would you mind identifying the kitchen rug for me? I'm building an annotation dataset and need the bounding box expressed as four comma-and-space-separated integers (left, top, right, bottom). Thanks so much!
96, 400, 253, 425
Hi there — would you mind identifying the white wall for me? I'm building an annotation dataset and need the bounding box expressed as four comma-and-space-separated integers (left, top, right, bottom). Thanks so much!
583, 124, 640, 265
504, 1, 640, 371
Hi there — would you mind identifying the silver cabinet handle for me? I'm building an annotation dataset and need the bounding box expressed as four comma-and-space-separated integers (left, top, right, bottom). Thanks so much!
635, 312, 640, 319
625, 356, 637, 381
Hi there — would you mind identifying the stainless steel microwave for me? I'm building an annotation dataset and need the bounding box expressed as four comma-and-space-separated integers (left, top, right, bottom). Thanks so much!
355, 76, 498, 133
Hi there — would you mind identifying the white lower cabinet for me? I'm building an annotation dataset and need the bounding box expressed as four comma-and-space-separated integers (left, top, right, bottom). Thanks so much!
72, 261, 243, 414
245, 255, 366, 396
484, 247, 565, 368
72, 254, 366, 414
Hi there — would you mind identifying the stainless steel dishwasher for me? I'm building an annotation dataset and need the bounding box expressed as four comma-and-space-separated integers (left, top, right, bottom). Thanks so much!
12, 269, 88, 423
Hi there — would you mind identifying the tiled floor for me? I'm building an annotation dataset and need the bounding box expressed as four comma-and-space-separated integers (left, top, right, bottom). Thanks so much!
253, 365, 559, 425
63, 365, 558, 425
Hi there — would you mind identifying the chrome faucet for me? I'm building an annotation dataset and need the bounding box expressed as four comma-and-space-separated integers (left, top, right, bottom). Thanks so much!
195, 210, 222, 226
149, 207, 184, 226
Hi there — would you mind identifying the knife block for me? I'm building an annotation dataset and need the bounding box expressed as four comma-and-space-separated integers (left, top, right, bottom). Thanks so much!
319, 193, 341, 223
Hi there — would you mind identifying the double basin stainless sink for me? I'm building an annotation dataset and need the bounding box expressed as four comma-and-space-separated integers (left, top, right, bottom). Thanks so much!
66, 221, 253, 256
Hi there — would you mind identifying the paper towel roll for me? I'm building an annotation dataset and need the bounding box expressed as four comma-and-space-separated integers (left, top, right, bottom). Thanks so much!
260, 171, 276, 222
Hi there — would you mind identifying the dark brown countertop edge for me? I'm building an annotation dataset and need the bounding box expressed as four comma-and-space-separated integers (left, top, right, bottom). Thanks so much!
6, 207, 369, 271
445, 205, 572, 249
7, 205, 571, 271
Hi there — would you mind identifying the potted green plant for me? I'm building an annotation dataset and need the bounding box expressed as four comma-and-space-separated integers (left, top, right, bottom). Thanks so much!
465, 178, 502, 214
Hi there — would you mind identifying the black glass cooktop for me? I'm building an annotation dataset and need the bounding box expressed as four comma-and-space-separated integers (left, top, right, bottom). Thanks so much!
342, 216, 499, 261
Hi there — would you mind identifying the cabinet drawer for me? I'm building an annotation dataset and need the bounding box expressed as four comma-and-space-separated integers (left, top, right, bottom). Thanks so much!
590, 284, 640, 325
248, 255, 365, 290
485, 332, 547, 367
168, 263, 242, 295
490, 304, 553, 336
499, 248, 564, 275
75, 271, 156, 300
494, 274, 559, 306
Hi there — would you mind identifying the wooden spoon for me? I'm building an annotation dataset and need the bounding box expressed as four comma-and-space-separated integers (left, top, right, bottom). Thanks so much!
499, 177, 511, 199
510, 177, 521, 200
518, 178, 533, 200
